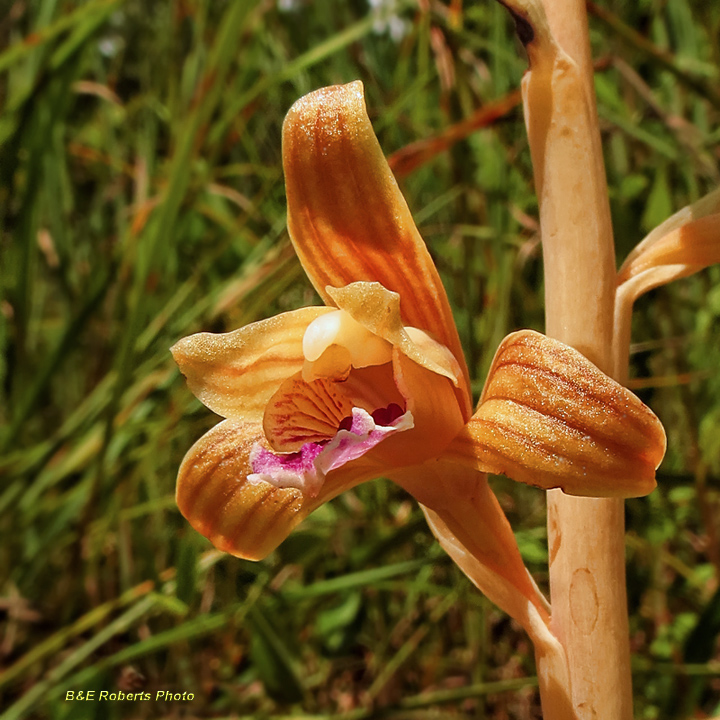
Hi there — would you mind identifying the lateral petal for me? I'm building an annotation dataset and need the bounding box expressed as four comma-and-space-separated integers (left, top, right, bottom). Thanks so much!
171, 307, 333, 421
443, 330, 666, 497
282, 81, 469, 393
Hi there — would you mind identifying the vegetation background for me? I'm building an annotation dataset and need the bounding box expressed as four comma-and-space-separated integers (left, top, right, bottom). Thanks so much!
1, 0, 719, 717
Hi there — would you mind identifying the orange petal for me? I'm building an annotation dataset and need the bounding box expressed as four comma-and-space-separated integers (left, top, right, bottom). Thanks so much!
391, 461, 548, 624
443, 330, 666, 497
171, 306, 333, 421
282, 81, 470, 395
177, 419, 382, 560
177, 419, 305, 559
374, 348, 466, 467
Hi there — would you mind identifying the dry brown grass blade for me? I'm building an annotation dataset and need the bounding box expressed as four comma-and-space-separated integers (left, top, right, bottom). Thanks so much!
387, 90, 522, 177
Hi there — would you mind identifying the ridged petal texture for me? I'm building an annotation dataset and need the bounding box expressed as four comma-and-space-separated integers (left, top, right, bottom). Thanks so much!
176, 419, 384, 560
444, 330, 666, 497
282, 81, 471, 415
176, 419, 304, 560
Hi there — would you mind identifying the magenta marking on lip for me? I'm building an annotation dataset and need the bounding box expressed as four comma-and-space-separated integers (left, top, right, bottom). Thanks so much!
247, 405, 413, 496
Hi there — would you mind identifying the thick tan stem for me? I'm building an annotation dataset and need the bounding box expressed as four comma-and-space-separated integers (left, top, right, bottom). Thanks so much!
546, 496, 632, 719
527, 1, 634, 718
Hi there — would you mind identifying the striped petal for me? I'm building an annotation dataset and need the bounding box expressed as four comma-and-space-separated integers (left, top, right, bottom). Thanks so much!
177, 419, 385, 560
176, 419, 305, 559
171, 306, 333, 421
442, 330, 666, 497
282, 81, 469, 395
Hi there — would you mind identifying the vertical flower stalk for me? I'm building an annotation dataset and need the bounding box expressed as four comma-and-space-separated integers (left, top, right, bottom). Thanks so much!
501, 1, 720, 715
504, 0, 633, 717
538, 6, 634, 712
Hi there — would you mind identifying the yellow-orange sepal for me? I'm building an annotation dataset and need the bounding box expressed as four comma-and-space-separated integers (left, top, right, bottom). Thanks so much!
443, 330, 666, 497
176, 419, 304, 560
171, 307, 333, 421
282, 81, 470, 397
176, 419, 384, 560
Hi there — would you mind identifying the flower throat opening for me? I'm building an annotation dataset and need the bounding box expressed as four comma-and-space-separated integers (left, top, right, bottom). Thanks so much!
338, 402, 404, 432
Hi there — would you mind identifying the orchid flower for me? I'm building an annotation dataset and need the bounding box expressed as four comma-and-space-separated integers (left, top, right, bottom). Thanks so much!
172, 81, 666, 629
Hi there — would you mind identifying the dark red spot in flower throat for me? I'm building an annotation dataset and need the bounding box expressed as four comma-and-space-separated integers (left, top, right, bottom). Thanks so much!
371, 403, 404, 426
338, 403, 404, 433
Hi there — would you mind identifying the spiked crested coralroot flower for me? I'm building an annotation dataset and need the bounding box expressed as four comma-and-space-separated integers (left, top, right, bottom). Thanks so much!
172, 81, 666, 625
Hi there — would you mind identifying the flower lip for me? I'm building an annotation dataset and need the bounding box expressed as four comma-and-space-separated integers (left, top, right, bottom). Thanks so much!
248, 404, 415, 497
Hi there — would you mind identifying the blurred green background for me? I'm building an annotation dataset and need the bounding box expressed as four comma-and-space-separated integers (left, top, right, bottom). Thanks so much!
1, 0, 720, 718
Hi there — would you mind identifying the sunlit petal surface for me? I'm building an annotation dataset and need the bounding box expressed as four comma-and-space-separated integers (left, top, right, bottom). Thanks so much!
177, 419, 385, 560
282, 81, 470, 395
443, 330, 666, 497
171, 307, 332, 421
176, 419, 305, 560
